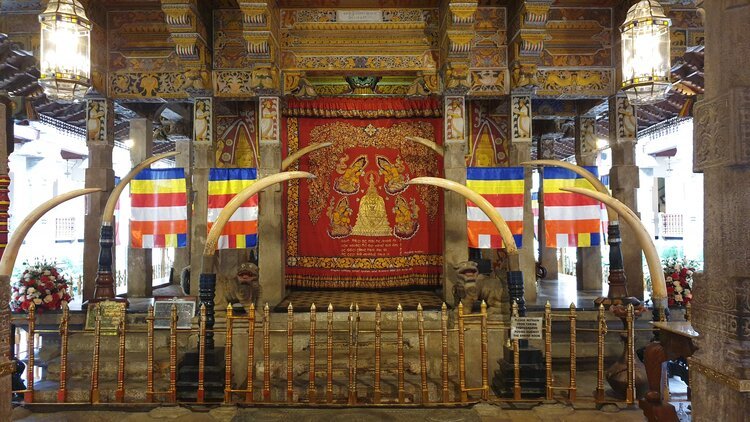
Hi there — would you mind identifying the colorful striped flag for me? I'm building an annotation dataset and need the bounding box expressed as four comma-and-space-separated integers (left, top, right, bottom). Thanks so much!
130, 168, 188, 248
465, 167, 524, 249
208, 168, 258, 249
542, 166, 602, 248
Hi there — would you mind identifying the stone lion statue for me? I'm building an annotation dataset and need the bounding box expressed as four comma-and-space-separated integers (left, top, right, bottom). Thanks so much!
215, 262, 260, 311
453, 260, 508, 316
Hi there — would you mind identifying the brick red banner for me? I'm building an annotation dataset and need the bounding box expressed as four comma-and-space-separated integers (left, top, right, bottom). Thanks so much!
283, 102, 443, 289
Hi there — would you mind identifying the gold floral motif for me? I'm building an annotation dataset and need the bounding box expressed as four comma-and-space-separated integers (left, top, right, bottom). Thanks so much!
302, 121, 441, 224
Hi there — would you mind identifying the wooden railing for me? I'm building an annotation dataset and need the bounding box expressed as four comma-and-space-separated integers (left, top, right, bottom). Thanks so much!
9, 299, 680, 407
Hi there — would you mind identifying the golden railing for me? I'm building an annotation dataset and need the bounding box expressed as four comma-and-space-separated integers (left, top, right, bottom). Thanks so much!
9, 299, 685, 406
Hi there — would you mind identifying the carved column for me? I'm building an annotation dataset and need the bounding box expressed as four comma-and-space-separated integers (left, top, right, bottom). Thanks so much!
0, 96, 12, 421
127, 117, 154, 297
508, 0, 552, 91
257, 97, 284, 306
83, 97, 116, 301
509, 94, 536, 304
575, 116, 602, 291
443, 96, 469, 306
690, 2, 750, 420
191, 98, 213, 293
537, 133, 558, 282
173, 138, 192, 284
608, 95, 643, 300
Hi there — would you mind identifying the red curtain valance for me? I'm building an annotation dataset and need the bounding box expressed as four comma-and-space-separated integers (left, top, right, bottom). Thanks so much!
284, 97, 442, 119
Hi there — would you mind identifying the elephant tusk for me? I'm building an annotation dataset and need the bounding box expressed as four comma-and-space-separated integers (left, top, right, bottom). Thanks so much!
102, 151, 180, 225
281, 142, 333, 171
0, 188, 103, 276
408, 177, 518, 257
561, 187, 666, 302
405, 136, 445, 157
521, 159, 617, 222
203, 171, 315, 263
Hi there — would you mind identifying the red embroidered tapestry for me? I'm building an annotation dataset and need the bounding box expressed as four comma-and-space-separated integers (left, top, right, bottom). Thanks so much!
283, 98, 444, 289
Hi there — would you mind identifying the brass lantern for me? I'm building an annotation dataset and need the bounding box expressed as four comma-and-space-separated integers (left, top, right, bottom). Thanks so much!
39, 0, 91, 101
620, 0, 671, 105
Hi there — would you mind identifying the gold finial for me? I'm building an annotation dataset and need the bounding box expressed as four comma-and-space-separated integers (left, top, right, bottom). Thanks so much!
417, 303, 423, 311
311, 303, 316, 312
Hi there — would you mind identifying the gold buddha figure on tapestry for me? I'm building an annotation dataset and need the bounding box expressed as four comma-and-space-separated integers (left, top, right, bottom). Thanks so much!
351, 174, 391, 237
334, 155, 367, 195
234, 124, 256, 168
474, 126, 496, 167
326, 197, 353, 238
392, 195, 419, 239
377, 156, 408, 195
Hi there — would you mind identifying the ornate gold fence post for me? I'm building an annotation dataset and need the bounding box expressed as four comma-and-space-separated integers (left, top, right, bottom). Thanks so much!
246, 303, 256, 403
326, 303, 333, 403
225, 304, 234, 403
57, 302, 69, 403
544, 301, 552, 401
352, 304, 360, 404
596, 303, 606, 401
397, 303, 405, 404
481, 300, 489, 401
308, 303, 316, 403
457, 301, 467, 403
90, 304, 102, 404
441, 303, 449, 403
374, 303, 382, 404
24, 303, 36, 403
418, 303, 429, 403
146, 305, 155, 403
512, 302, 521, 400
197, 304, 206, 403
287, 303, 294, 403
263, 303, 271, 402
347, 304, 355, 405
569, 303, 577, 401
116, 305, 127, 402
169, 304, 178, 403
626, 303, 635, 405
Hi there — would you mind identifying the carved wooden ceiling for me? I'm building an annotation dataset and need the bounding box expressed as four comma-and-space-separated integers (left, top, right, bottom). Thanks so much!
0, 0, 705, 156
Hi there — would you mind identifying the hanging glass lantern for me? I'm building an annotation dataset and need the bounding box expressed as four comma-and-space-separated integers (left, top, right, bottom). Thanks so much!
620, 0, 671, 105
39, 0, 91, 102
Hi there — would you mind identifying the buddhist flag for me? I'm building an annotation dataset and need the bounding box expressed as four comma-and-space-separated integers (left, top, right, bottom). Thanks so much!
466, 167, 524, 249
130, 168, 188, 248
542, 166, 602, 248
208, 168, 258, 249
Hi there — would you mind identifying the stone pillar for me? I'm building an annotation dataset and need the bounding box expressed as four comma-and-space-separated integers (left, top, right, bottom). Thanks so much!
190, 98, 213, 294
690, 3, 750, 420
0, 96, 12, 420
443, 96, 469, 306
608, 96, 643, 300
83, 97, 116, 301
509, 94, 536, 303
172, 138, 192, 283
575, 116, 602, 291
536, 133, 559, 281
127, 117, 154, 297
257, 97, 284, 306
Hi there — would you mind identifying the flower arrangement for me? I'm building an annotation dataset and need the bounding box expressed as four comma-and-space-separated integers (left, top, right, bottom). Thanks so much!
10, 261, 72, 313
663, 256, 700, 308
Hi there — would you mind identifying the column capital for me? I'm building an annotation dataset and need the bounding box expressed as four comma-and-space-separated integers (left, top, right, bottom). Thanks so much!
608, 95, 637, 142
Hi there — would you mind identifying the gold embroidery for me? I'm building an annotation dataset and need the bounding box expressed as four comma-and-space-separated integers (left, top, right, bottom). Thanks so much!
351, 174, 391, 237
333, 154, 367, 195
393, 195, 420, 240
377, 155, 409, 195
326, 197, 353, 238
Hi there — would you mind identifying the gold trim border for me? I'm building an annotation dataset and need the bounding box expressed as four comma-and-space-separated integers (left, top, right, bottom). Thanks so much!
689, 358, 750, 392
